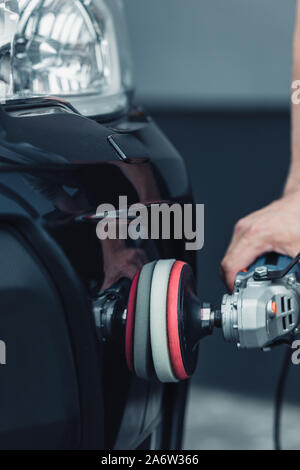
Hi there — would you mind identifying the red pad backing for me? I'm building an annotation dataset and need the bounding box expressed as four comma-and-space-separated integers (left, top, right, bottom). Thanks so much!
167, 261, 190, 380
125, 271, 140, 372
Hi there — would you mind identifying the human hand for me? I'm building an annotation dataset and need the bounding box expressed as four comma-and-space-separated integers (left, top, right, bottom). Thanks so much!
221, 190, 300, 292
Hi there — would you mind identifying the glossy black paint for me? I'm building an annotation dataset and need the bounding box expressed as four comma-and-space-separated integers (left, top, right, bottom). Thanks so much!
0, 98, 196, 449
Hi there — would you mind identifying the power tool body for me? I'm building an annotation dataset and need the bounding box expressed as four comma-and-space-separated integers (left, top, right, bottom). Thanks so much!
218, 253, 300, 350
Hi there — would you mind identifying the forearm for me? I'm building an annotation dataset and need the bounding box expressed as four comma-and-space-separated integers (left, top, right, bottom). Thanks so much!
286, 0, 300, 195
221, 1, 300, 290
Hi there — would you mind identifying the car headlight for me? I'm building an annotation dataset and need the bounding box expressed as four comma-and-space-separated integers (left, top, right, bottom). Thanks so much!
0, 0, 133, 117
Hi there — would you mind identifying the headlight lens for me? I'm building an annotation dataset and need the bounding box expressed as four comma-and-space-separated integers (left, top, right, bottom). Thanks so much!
0, 0, 133, 117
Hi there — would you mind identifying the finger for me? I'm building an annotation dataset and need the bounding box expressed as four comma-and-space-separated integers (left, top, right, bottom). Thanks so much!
221, 237, 271, 292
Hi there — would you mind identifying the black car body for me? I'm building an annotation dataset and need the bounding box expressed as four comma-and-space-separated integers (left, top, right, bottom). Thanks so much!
0, 96, 196, 449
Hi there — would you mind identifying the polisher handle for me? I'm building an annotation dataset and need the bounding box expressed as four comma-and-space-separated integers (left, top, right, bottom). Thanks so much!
241, 253, 300, 281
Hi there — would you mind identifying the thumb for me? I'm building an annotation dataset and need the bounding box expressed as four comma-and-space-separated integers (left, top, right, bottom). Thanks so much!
221, 245, 269, 292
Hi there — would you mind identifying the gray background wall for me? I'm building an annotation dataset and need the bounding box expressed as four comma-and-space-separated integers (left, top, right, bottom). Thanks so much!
124, 0, 297, 108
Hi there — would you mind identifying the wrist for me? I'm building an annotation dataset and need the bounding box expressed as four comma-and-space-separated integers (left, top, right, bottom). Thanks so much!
283, 175, 300, 197
283, 185, 300, 200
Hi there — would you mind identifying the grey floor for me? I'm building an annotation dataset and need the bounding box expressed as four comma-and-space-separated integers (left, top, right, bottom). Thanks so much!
184, 386, 300, 450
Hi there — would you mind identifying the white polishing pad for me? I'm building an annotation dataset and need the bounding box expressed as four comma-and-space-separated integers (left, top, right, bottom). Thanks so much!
150, 259, 178, 383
